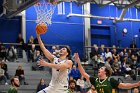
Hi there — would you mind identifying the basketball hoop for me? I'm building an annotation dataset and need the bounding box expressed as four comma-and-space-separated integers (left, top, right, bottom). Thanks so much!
34, 0, 57, 26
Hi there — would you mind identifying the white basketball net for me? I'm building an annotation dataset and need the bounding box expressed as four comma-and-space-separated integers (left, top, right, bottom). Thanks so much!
34, 0, 56, 25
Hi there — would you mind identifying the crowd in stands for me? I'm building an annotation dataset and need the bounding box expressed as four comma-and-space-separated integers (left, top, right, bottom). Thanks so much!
89, 45, 140, 80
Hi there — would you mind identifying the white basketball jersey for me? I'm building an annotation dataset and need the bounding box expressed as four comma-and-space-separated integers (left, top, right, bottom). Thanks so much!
49, 58, 69, 87
38, 57, 69, 93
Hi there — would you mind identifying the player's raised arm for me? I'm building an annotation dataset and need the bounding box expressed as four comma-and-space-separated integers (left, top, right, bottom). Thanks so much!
74, 53, 90, 81
118, 81, 140, 89
36, 33, 54, 62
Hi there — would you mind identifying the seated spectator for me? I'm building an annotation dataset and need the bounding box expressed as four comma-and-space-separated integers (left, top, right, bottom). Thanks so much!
27, 35, 34, 62
112, 58, 121, 75
0, 44, 7, 61
1, 60, 9, 79
32, 50, 44, 71
7, 45, 17, 62
0, 64, 8, 85
16, 33, 24, 58
76, 76, 85, 92
69, 65, 81, 81
8, 77, 20, 93
68, 80, 80, 93
104, 57, 112, 68
29, 44, 36, 62
112, 48, 119, 60
36, 78, 47, 92
130, 40, 137, 48
90, 46, 100, 67
130, 59, 137, 80
105, 48, 112, 60
97, 54, 105, 68
15, 65, 28, 85
100, 45, 105, 59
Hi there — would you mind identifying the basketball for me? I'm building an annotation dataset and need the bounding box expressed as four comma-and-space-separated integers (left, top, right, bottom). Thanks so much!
36, 23, 48, 34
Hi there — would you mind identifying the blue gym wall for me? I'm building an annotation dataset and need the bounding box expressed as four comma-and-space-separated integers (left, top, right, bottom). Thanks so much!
26, 2, 84, 58
0, 16, 21, 44
26, 3, 140, 57
90, 4, 140, 48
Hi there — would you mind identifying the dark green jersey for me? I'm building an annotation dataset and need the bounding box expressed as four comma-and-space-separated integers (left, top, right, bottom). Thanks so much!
8, 87, 18, 93
90, 77, 119, 93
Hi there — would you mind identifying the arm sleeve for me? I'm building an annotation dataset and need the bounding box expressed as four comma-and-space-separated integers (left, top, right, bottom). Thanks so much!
110, 78, 120, 88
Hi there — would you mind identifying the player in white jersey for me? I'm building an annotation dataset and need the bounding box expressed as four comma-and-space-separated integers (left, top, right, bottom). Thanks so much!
36, 33, 73, 93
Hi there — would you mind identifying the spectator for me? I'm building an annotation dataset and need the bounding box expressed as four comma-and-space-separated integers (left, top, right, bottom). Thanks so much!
76, 76, 85, 92
90, 46, 100, 67
1, 60, 9, 79
16, 33, 24, 58
0, 63, 8, 85
29, 44, 36, 62
104, 57, 112, 67
8, 77, 20, 93
105, 48, 112, 60
31, 50, 44, 71
27, 35, 34, 62
0, 44, 7, 61
112, 48, 119, 60
100, 45, 105, 61
69, 65, 81, 81
123, 48, 128, 57
130, 40, 137, 48
97, 54, 105, 68
7, 45, 17, 62
36, 78, 47, 92
68, 80, 80, 93
15, 65, 28, 85
130, 60, 137, 80
112, 58, 121, 75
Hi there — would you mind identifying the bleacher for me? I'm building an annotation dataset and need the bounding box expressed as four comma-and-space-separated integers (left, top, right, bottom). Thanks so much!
0, 58, 51, 93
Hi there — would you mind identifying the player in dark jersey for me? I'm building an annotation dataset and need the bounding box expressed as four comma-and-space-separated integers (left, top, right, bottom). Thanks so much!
74, 53, 140, 93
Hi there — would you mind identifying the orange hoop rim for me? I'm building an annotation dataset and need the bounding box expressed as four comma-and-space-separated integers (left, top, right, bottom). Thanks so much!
35, 0, 58, 6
